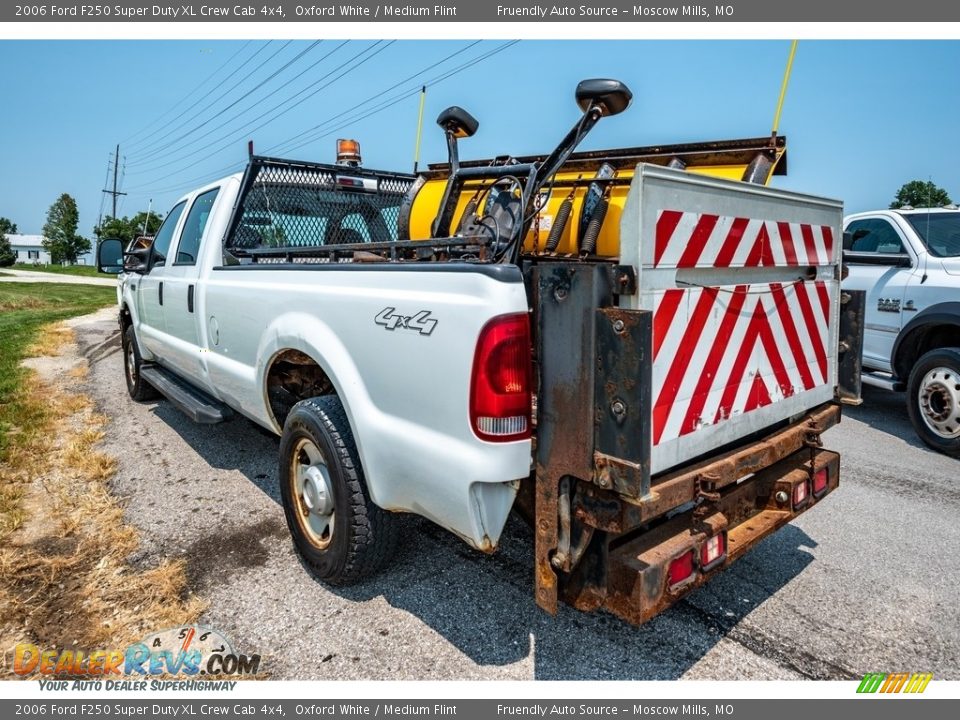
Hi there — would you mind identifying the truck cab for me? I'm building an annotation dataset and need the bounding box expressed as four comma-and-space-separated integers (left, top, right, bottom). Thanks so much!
843, 207, 960, 454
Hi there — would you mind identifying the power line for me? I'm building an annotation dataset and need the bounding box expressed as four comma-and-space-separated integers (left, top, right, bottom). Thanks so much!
124, 41, 392, 192
120, 41, 253, 150
272, 41, 519, 157
126, 41, 316, 168
265, 41, 482, 156
125, 41, 278, 161
126, 40, 337, 176
124, 40, 520, 199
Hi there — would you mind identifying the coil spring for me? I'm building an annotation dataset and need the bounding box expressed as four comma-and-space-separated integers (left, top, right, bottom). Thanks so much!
544, 196, 573, 252
579, 199, 608, 255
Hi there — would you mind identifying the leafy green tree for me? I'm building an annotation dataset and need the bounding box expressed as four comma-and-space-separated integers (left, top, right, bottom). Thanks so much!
42, 194, 90, 264
0, 217, 17, 266
890, 180, 952, 209
96, 211, 163, 244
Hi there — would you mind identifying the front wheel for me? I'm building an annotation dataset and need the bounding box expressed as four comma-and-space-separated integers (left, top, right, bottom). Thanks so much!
123, 325, 160, 401
906, 347, 960, 457
278, 396, 399, 585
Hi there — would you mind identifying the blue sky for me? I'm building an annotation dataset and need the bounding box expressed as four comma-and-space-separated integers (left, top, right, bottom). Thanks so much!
1, 40, 958, 239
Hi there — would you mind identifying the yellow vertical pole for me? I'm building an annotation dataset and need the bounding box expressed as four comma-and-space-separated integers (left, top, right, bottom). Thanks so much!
772, 40, 798, 136
413, 85, 427, 174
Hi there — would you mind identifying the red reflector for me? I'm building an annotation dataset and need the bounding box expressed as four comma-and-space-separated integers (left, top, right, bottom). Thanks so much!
793, 479, 809, 508
668, 550, 695, 588
813, 468, 828, 495
470, 313, 532, 442
700, 533, 726, 569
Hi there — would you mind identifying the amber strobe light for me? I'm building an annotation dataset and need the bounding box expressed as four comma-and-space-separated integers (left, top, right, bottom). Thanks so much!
336, 139, 362, 167
470, 313, 532, 442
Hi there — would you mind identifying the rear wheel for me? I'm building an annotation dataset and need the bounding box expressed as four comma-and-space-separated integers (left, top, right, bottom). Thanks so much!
906, 347, 960, 457
278, 396, 399, 585
123, 326, 160, 401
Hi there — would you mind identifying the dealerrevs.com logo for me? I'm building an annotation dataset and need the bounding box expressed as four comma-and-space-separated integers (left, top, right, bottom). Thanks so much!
8, 625, 261, 688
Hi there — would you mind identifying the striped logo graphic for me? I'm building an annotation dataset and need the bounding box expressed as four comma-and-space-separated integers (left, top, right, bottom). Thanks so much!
653, 210, 836, 268
857, 672, 933, 694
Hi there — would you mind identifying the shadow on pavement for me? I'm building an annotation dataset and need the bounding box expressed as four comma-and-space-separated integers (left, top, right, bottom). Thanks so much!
152, 398, 820, 680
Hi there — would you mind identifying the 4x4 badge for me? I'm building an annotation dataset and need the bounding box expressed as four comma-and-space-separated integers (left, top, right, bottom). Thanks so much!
375, 308, 437, 336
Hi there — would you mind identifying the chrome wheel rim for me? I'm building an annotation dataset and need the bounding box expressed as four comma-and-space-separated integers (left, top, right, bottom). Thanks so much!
125, 342, 137, 384
290, 438, 334, 548
918, 366, 960, 439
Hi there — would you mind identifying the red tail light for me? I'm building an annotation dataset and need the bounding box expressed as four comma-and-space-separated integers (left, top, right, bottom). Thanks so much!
470, 313, 532, 442
813, 467, 828, 496
668, 550, 695, 589
700, 533, 726, 570
793, 479, 809, 508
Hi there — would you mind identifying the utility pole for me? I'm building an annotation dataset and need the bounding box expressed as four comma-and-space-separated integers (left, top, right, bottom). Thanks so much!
102, 144, 127, 219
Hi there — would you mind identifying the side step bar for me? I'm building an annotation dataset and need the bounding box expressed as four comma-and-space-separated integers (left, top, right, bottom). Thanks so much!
139, 365, 233, 424
861, 371, 906, 392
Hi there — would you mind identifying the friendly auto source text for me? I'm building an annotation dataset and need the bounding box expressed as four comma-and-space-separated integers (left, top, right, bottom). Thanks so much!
497, 5, 725, 17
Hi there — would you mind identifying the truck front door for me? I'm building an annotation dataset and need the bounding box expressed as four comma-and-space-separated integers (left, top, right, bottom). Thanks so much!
159, 187, 220, 388
843, 216, 918, 373
136, 200, 186, 359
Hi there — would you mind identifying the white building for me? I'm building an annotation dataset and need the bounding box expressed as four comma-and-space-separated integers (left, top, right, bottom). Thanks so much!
7, 234, 52, 264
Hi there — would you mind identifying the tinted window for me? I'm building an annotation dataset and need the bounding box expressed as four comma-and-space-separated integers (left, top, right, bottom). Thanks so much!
847, 218, 905, 254
904, 213, 960, 258
175, 188, 219, 265
151, 201, 187, 265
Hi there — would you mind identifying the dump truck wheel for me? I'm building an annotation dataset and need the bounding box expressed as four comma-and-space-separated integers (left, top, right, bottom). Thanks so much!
279, 396, 399, 585
123, 326, 160, 402
907, 347, 960, 457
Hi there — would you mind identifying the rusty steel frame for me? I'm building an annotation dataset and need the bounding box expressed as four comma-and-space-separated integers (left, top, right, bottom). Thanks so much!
531, 256, 844, 621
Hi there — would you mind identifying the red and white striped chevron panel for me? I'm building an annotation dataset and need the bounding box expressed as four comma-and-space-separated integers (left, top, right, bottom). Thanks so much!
654, 209, 836, 268
652, 281, 831, 446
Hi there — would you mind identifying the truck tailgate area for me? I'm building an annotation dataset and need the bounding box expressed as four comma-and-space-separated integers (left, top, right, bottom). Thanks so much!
619, 165, 844, 475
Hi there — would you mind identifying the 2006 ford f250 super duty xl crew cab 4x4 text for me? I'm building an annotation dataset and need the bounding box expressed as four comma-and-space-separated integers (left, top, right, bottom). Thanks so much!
97, 79, 864, 625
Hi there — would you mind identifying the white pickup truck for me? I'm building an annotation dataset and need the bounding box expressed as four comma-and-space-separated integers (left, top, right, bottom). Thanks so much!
843, 207, 960, 456
98, 79, 861, 625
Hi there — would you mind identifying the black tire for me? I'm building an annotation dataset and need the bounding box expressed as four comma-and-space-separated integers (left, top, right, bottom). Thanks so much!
278, 396, 399, 585
123, 325, 160, 401
906, 347, 960, 457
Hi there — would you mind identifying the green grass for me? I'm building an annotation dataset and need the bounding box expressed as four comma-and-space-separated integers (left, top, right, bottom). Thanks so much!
12, 263, 112, 277
0, 283, 116, 461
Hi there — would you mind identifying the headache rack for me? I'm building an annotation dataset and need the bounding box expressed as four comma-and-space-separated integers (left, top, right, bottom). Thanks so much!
222, 156, 494, 265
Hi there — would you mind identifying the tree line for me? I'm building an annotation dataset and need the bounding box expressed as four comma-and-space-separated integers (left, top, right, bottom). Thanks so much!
0, 194, 163, 267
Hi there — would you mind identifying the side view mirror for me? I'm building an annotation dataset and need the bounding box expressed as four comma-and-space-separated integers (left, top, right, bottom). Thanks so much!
436, 106, 479, 139
575, 78, 633, 117
124, 235, 155, 274
96, 238, 124, 274
533, 78, 633, 189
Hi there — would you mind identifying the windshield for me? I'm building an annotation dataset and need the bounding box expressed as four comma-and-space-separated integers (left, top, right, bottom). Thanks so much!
903, 212, 960, 258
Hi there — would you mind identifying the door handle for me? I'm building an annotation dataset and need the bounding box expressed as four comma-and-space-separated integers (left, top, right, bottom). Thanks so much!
188, 284, 195, 313
158, 281, 163, 306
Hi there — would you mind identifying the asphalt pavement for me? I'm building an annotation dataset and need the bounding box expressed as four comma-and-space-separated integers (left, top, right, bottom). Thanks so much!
72, 311, 960, 681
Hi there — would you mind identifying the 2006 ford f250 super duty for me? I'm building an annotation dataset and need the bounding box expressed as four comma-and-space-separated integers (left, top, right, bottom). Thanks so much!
98, 79, 863, 625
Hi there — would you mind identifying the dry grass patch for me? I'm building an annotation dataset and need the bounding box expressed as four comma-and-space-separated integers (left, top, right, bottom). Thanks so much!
0, 322, 204, 676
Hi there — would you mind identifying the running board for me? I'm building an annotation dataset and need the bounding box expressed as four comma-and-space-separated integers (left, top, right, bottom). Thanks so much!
861, 372, 906, 392
139, 365, 233, 424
